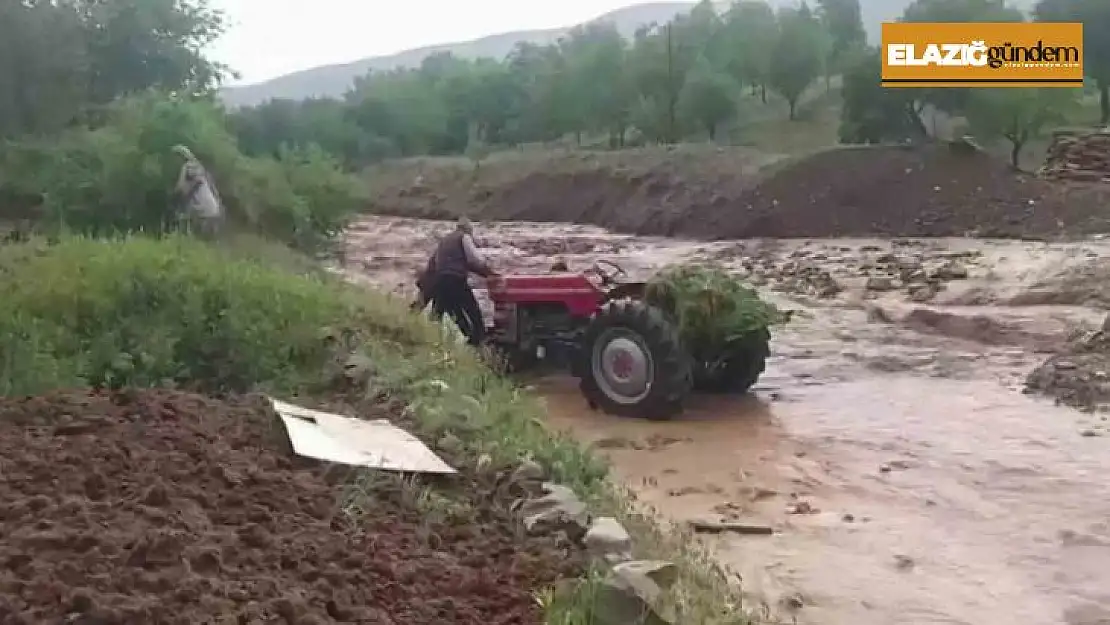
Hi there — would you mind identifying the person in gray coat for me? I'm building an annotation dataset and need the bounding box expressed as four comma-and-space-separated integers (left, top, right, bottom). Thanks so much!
429, 217, 496, 346
172, 145, 225, 239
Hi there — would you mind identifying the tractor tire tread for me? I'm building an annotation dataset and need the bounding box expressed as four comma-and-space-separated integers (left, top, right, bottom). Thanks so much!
693, 328, 771, 394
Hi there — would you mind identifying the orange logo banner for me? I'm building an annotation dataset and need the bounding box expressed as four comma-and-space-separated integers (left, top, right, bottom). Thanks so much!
881, 22, 1084, 88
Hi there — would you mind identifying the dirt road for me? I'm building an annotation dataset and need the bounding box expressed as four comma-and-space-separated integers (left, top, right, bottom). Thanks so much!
343, 215, 1110, 625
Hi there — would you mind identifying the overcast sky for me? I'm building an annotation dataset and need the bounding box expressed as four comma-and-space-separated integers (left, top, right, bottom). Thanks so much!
207, 0, 638, 85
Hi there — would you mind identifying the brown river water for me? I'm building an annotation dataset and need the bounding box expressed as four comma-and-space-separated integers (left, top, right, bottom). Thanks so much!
342, 216, 1110, 625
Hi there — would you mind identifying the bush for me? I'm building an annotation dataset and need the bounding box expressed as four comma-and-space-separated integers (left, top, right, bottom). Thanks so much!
0, 235, 421, 396
644, 262, 786, 359
0, 93, 364, 251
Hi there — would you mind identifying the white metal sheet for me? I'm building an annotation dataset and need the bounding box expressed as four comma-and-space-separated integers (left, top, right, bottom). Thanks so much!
269, 398, 455, 474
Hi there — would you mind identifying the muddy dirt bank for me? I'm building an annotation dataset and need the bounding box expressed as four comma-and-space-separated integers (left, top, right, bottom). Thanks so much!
366, 144, 1110, 240
0, 389, 582, 623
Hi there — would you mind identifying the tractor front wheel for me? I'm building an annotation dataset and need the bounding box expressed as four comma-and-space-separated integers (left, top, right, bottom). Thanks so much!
579, 300, 692, 420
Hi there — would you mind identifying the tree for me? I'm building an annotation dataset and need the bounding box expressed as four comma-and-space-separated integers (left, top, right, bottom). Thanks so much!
1034, 0, 1110, 125
902, 0, 1025, 23
0, 0, 226, 139
768, 4, 825, 120
817, 0, 866, 88
679, 55, 738, 140
901, 0, 1026, 115
561, 23, 634, 146
965, 88, 1075, 167
73, 0, 228, 103
839, 47, 928, 143
721, 1, 779, 102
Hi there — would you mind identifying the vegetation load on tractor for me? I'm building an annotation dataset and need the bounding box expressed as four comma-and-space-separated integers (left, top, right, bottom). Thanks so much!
485, 261, 788, 420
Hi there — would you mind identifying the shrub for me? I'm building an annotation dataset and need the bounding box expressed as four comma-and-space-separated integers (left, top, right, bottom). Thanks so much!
0, 93, 365, 251
0, 235, 421, 396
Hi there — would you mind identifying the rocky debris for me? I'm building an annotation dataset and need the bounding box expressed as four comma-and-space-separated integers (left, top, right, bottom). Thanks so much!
742, 256, 842, 299
585, 516, 635, 563
1039, 130, 1110, 184
866, 275, 898, 291
593, 560, 679, 625
0, 389, 584, 624
908, 282, 940, 303
1026, 330, 1110, 411
518, 482, 591, 540
931, 260, 969, 280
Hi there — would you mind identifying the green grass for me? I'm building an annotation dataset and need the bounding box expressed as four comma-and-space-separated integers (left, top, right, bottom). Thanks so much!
0, 235, 755, 624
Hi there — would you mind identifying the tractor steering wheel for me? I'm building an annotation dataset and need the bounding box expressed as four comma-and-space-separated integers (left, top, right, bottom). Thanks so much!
592, 259, 627, 285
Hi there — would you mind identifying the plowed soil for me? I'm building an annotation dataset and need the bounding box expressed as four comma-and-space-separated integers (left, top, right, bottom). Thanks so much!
0, 389, 582, 624
366, 144, 1110, 239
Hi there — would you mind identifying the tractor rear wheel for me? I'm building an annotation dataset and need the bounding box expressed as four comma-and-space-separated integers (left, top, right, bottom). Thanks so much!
579, 300, 692, 420
693, 328, 771, 394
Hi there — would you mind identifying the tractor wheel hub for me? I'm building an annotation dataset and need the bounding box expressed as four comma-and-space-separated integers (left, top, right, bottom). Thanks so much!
593, 331, 652, 404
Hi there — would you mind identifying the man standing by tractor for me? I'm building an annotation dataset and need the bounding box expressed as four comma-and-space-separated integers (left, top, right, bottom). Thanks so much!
428, 217, 496, 346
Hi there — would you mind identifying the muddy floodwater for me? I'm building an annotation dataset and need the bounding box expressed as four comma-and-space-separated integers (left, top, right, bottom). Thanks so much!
343, 216, 1110, 625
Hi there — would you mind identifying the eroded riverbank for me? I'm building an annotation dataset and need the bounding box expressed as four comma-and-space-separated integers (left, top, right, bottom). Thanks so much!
342, 215, 1110, 625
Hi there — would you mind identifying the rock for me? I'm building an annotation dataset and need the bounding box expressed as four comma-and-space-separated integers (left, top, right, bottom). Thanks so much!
907, 283, 938, 303
893, 554, 915, 571
931, 261, 969, 280
780, 592, 806, 611
593, 560, 678, 625
865, 276, 897, 291
786, 500, 817, 515
436, 433, 463, 456
585, 517, 634, 563
518, 483, 590, 539
613, 560, 679, 590
342, 353, 376, 382
865, 304, 893, 323
510, 459, 545, 484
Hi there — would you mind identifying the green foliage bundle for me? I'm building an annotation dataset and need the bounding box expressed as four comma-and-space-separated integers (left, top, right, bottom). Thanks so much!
644, 263, 787, 353
0, 236, 403, 397
0, 93, 363, 251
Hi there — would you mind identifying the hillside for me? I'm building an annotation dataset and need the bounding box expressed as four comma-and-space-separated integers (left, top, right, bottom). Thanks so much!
220, 0, 1037, 108
220, 2, 704, 107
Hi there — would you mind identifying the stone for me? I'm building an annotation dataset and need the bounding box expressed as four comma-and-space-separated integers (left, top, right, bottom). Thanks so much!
584, 517, 634, 563
865, 276, 897, 291
518, 482, 590, 540
907, 283, 938, 303
510, 459, 545, 484
436, 433, 463, 456
931, 261, 969, 280
593, 560, 677, 625
342, 353, 375, 380
613, 560, 679, 590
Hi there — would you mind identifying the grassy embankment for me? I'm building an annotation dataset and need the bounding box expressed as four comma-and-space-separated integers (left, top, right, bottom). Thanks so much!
0, 233, 754, 624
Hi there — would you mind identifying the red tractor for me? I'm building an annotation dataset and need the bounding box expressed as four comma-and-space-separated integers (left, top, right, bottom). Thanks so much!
484, 260, 771, 420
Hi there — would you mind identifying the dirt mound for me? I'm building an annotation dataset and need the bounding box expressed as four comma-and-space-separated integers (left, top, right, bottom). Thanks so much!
0, 389, 580, 624
368, 144, 1110, 239
1026, 330, 1110, 411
